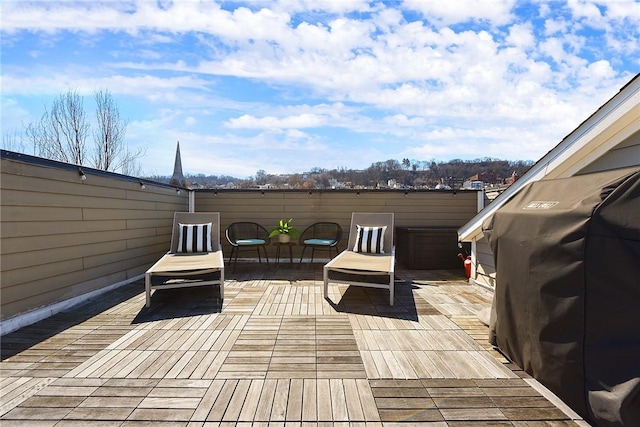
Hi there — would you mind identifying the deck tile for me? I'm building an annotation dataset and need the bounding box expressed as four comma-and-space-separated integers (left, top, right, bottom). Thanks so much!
0, 267, 587, 425
127, 407, 194, 421
440, 407, 508, 421
2, 407, 74, 420
64, 406, 135, 420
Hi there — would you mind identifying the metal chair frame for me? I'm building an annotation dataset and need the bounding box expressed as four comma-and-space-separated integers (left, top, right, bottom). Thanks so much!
225, 222, 270, 272
298, 221, 343, 263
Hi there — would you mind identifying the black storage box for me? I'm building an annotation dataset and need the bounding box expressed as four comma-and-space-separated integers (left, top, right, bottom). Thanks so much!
395, 227, 464, 270
482, 167, 640, 427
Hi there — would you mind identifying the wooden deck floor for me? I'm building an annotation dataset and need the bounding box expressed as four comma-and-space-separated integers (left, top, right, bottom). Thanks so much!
1, 264, 588, 426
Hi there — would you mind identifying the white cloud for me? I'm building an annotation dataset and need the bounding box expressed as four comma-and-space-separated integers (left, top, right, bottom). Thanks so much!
576, 60, 617, 88
1, 1, 637, 176
567, 0, 605, 23
170, 129, 337, 177
0, 73, 211, 98
543, 18, 570, 36
273, 0, 375, 15
506, 23, 535, 49
564, 0, 640, 27
285, 128, 310, 139
383, 114, 426, 127
226, 113, 326, 129
403, 0, 516, 26
605, 0, 640, 21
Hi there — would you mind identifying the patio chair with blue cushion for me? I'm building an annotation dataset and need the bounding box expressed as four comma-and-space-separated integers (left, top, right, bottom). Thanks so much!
145, 212, 225, 307
323, 212, 396, 305
225, 222, 270, 272
298, 222, 343, 263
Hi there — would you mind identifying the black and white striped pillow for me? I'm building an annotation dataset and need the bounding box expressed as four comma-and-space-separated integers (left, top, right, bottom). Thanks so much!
353, 225, 387, 254
177, 223, 213, 253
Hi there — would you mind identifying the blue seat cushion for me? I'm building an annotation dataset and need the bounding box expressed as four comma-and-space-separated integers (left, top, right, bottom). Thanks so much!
236, 239, 266, 245
304, 239, 335, 246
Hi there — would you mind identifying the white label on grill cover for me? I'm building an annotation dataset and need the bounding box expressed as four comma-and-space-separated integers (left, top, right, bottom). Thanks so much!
523, 201, 559, 210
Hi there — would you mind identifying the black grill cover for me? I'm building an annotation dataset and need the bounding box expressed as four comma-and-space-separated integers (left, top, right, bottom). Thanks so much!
482, 167, 640, 427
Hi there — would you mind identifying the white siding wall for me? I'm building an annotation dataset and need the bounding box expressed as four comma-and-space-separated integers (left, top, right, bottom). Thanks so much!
473, 237, 496, 288
578, 131, 640, 174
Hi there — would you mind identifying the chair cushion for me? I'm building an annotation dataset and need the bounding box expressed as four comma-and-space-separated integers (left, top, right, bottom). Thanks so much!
304, 238, 335, 246
353, 225, 386, 254
236, 238, 266, 245
177, 223, 213, 253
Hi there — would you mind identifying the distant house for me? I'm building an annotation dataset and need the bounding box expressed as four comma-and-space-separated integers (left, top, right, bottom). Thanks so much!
440, 176, 464, 189
467, 172, 499, 185
463, 180, 484, 190
504, 171, 518, 185
458, 73, 640, 288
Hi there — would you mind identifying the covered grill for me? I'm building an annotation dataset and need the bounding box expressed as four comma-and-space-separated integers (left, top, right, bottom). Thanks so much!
482, 167, 640, 427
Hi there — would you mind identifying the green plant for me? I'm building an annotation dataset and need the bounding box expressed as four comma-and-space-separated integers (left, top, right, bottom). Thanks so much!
269, 218, 301, 238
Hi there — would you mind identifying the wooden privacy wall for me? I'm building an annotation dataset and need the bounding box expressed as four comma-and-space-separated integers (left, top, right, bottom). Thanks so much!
195, 189, 478, 260
0, 152, 188, 321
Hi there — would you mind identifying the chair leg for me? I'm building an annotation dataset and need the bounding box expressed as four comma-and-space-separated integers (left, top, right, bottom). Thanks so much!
219, 269, 224, 300
299, 246, 307, 263
233, 246, 240, 273
229, 246, 240, 262
145, 273, 152, 307
323, 266, 330, 300
310, 247, 316, 263
259, 246, 270, 268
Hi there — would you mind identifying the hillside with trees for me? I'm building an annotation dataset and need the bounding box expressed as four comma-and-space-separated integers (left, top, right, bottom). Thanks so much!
147, 157, 534, 190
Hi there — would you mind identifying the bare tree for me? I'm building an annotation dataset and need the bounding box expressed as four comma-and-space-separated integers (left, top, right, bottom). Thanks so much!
22, 89, 144, 175
26, 90, 89, 165
94, 89, 123, 170
1, 129, 27, 152
93, 89, 143, 173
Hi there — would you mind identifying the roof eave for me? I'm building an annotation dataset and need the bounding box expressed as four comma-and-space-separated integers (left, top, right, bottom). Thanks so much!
458, 73, 640, 242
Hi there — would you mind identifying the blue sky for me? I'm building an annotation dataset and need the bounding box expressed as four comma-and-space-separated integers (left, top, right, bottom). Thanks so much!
1, 0, 638, 178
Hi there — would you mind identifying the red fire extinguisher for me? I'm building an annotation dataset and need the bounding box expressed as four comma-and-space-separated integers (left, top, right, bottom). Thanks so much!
458, 253, 472, 278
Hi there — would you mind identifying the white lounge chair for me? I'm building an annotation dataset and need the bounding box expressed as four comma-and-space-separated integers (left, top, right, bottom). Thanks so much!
145, 212, 224, 307
323, 212, 395, 305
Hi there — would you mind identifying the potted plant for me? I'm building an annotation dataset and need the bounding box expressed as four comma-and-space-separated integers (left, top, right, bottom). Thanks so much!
269, 218, 301, 243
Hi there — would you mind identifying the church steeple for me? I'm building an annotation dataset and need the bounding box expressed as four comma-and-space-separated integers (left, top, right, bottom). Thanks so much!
169, 141, 186, 188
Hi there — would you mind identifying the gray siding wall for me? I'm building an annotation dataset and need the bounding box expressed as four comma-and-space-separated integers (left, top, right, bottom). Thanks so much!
196, 189, 478, 259
1, 154, 188, 321
1, 151, 479, 325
